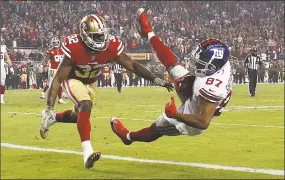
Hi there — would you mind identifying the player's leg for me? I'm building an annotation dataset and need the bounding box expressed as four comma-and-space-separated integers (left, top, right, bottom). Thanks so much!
57, 85, 66, 104
136, 8, 189, 81
110, 117, 162, 145
248, 70, 254, 96
41, 70, 53, 99
0, 68, 6, 104
252, 70, 258, 95
110, 113, 185, 145
63, 79, 100, 168
41, 85, 49, 98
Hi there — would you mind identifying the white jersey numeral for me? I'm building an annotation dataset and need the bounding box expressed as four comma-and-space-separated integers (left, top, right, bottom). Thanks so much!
54, 55, 64, 62
68, 34, 79, 44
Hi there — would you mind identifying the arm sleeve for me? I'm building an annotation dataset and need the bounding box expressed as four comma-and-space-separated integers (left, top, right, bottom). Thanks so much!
116, 39, 124, 56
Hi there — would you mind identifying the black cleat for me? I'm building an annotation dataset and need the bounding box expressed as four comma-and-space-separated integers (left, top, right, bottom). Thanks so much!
84, 152, 101, 169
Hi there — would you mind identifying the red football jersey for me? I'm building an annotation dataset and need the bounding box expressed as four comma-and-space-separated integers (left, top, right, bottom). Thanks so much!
62, 34, 124, 84
47, 47, 64, 69
21, 64, 28, 74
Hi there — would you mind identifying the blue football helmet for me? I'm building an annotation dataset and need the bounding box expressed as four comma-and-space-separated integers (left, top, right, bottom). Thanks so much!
189, 39, 229, 77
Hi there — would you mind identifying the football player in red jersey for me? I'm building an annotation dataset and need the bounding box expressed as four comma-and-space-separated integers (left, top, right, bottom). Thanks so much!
39, 14, 173, 169
40, 37, 66, 104
110, 9, 233, 146
20, 63, 28, 89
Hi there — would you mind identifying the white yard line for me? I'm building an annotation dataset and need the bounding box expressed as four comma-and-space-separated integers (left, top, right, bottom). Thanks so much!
7, 112, 285, 129
1, 143, 283, 176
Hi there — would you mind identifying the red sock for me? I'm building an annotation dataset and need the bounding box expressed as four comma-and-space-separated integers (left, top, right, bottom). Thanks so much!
43, 85, 49, 92
0, 85, 5, 94
77, 111, 91, 142
58, 86, 62, 99
129, 124, 161, 142
56, 110, 77, 123
150, 36, 178, 69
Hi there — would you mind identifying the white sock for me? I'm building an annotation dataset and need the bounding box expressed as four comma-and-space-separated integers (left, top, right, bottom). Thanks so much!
147, 32, 155, 41
1, 94, 4, 101
82, 140, 94, 163
126, 132, 132, 141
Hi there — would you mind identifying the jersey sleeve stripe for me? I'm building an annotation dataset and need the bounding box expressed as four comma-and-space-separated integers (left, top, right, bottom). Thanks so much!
117, 44, 124, 56
62, 47, 71, 58
199, 88, 221, 102
62, 43, 71, 53
117, 41, 123, 51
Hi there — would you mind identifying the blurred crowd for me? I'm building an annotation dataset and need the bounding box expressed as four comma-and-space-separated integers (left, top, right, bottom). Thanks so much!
1, 1, 284, 90
1, 1, 284, 61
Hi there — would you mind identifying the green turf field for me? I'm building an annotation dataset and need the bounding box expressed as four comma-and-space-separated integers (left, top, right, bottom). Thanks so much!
1, 84, 284, 179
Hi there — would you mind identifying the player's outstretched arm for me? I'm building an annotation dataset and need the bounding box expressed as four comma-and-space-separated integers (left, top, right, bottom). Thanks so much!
165, 96, 217, 130
46, 55, 72, 109
115, 52, 173, 91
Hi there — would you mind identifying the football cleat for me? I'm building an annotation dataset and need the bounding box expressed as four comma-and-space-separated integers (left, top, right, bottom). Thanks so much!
40, 110, 56, 139
58, 98, 66, 104
110, 117, 132, 145
136, 8, 153, 38
40, 92, 46, 99
84, 152, 101, 169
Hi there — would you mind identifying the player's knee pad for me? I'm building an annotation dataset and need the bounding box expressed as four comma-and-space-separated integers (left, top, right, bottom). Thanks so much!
78, 100, 93, 112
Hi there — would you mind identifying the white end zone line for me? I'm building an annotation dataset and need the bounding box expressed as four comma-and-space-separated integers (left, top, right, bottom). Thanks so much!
1, 143, 283, 176
7, 112, 284, 129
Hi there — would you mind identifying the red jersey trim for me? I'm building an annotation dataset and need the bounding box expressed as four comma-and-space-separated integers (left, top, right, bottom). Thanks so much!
62, 42, 71, 58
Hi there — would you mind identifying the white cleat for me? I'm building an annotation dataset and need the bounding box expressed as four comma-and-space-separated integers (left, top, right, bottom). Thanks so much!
40, 110, 56, 139
40, 92, 46, 99
58, 98, 66, 104
1, 100, 5, 104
